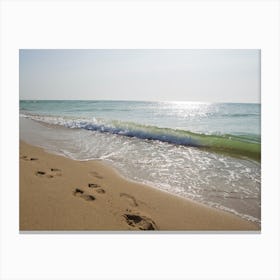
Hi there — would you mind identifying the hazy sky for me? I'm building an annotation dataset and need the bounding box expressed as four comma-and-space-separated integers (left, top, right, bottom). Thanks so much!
19, 49, 260, 103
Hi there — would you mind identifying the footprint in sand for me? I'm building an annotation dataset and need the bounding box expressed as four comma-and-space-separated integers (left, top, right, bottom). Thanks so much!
36, 171, 46, 176
123, 213, 158, 230
50, 168, 62, 176
73, 188, 96, 201
35, 171, 54, 178
35, 168, 62, 178
96, 188, 106, 194
21, 155, 38, 161
88, 183, 101, 188
88, 183, 106, 194
120, 193, 138, 207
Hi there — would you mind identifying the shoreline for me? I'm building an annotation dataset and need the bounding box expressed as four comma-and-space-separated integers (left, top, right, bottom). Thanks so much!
20, 141, 260, 231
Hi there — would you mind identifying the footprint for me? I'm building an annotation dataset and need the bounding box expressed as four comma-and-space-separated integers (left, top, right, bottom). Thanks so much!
120, 193, 138, 207
73, 188, 84, 195
88, 183, 101, 189
35, 171, 46, 176
83, 195, 96, 201
88, 183, 105, 194
50, 168, 61, 172
123, 213, 158, 230
89, 171, 103, 179
35, 169, 61, 178
21, 155, 38, 161
96, 188, 106, 194
73, 188, 96, 201
50, 168, 62, 176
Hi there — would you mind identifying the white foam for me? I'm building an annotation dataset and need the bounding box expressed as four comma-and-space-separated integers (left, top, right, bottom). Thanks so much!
20, 117, 261, 225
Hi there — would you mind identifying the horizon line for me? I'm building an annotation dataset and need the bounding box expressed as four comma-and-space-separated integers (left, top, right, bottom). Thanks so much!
19, 99, 261, 104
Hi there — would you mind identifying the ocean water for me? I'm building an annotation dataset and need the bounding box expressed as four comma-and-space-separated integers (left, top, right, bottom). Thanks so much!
20, 100, 261, 224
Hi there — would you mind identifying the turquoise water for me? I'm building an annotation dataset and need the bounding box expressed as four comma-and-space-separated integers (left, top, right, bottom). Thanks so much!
20, 100, 260, 160
20, 100, 260, 136
20, 100, 261, 224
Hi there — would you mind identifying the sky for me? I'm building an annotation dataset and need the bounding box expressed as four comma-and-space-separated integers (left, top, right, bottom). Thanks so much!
19, 49, 260, 103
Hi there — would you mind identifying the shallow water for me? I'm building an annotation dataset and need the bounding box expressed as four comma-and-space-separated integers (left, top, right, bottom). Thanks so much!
20, 116, 261, 225
20, 100, 260, 137
20, 101, 261, 160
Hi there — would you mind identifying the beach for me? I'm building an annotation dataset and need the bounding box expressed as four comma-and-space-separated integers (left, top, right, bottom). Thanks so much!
20, 141, 259, 231
20, 101, 261, 226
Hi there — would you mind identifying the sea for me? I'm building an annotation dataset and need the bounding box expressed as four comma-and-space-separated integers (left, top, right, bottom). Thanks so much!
19, 100, 261, 225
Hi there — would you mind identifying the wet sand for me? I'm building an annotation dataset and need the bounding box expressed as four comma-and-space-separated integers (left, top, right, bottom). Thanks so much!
20, 141, 259, 231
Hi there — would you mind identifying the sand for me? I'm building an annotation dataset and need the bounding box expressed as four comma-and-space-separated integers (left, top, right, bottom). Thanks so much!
20, 141, 259, 231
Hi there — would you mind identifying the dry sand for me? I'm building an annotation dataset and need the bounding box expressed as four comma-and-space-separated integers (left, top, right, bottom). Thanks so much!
20, 141, 259, 231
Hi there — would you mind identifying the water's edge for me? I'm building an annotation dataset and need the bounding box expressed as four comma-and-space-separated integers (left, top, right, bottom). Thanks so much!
20, 117, 261, 226
20, 138, 260, 229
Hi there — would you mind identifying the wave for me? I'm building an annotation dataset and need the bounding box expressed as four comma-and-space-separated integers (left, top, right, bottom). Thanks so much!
220, 113, 259, 117
20, 112, 261, 161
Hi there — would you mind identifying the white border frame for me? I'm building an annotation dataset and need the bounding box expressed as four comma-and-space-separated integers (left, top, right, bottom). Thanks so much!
1, 1, 280, 279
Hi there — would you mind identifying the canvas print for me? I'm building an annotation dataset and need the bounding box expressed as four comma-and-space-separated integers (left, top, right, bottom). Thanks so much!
19, 49, 261, 231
